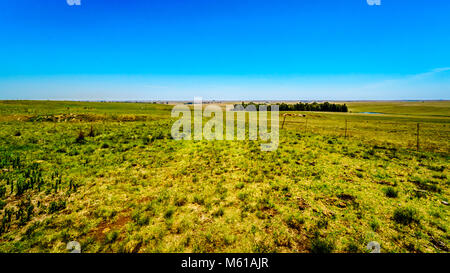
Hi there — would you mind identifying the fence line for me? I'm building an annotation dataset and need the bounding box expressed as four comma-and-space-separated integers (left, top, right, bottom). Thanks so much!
282, 118, 449, 153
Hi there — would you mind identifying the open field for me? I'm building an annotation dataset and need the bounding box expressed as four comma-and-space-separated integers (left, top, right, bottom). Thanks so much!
0, 100, 449, 253
345, 101, 450, 117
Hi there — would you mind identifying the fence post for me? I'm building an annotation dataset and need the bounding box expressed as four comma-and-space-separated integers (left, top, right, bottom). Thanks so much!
416, 123, 420, 151
282, 115, 286, 129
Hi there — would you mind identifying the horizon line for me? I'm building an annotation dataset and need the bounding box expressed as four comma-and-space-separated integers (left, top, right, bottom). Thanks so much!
1, 99, 449, 103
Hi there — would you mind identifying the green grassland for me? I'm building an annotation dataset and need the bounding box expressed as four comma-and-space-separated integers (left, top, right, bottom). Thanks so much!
0, 100, 448, 253
345, 100, 450, 117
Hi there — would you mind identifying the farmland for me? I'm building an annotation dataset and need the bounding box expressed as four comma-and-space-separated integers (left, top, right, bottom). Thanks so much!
0, 100, 449, 253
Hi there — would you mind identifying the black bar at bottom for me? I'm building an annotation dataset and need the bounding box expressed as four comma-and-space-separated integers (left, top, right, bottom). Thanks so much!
0, 253, 446, 272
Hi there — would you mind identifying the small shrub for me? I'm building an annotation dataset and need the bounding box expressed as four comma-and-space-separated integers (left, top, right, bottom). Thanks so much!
384, 187, 398, 198
393, 207, 419, 225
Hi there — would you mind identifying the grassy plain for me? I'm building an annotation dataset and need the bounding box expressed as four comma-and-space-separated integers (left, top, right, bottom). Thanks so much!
0, 100, 448, 253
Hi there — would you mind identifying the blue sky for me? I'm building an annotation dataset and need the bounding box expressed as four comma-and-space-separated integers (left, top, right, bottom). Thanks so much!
0, 0, 449, 100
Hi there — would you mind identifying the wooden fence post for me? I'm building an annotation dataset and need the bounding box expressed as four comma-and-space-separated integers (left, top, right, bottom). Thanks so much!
282, 115, 286, 129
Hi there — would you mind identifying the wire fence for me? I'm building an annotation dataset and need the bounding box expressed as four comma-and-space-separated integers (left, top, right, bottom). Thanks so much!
282, 116, 450, 154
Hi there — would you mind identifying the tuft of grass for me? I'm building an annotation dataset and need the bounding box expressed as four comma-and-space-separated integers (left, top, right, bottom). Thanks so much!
384, 187, 398, 198
164, 207, 175, 219
310, 237, 335, 253
393, 207, 419, 225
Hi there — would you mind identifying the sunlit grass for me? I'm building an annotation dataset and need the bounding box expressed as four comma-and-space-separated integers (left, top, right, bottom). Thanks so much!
0, 100, 448, 253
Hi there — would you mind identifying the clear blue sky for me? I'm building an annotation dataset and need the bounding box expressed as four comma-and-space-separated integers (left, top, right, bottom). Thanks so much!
0, 0, 449, 100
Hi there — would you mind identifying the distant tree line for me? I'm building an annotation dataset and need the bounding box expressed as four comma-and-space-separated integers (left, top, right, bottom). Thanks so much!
233, 101, 348, 112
